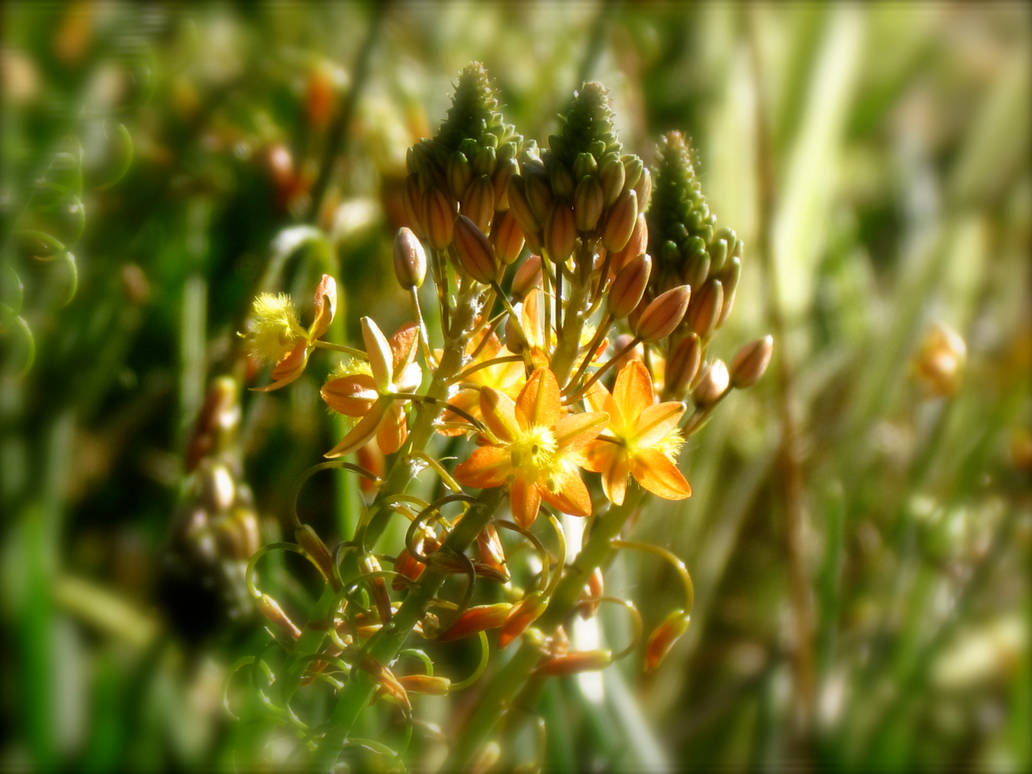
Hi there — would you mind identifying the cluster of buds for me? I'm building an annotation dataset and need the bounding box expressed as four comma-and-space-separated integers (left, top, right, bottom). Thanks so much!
231, 63, 773, 768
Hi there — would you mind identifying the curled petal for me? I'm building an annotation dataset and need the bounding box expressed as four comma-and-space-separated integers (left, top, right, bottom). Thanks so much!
253, 342, 308, 392
361, 317, 394, 391
324, 398, 389, 458
309, 274, 337, 340
630, 449, 691, 500
395, 361, 423, 393
453, 446, 511, 489
377, 400, 408, 455
390, 323, 420, 375
515, 368, 560, 431
321, 373, 378, 415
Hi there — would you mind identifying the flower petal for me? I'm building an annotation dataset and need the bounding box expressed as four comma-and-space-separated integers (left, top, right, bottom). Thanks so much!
480, 387, 520, 444
540, 466, 592, 517
582, 440, 618, 474
613, 360, 655, 420
510, 474, 542, 529
361, 317, 393, 391
376, 400, 408, 455
630, 449, 691, 500
324, 398, 389, 458
515, 368, 560, 431
390, 323, 420, 375
603, 451, 630, 506
634, 401, 686, 447
453, 446, 511, 489
554, 411, 609, 452
321, 373, 378, 415
252, 342, 309, 392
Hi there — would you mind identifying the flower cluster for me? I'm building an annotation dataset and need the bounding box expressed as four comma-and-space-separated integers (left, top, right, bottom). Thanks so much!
233, 62, 773, 769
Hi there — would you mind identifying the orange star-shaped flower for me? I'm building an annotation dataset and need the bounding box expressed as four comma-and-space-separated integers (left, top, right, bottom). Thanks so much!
453, 368, 608, 528
321, 317, 421, 457
582, 360, 691, 505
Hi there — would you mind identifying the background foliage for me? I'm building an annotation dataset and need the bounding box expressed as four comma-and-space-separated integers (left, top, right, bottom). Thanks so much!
2, 1, 1029, 771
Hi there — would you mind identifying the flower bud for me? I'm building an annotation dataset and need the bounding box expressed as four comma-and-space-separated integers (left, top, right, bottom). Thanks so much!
525, 168, 553, 222
504, 311, 525, 354
730, 335, 774, 389
393, 227, 427, 289
602, 189, 638, 253
492, 156, 518, 210
636, 285, 691, 342
578, 566, 605, 618
666, 332, 703, 395
473, 144, 496, 177
258, 594, 302, 640
574, 175, 605, 233
644, 609, 691, 672
609, 213, 648, 274
424, 188, 456, 249
215, 506, 260, 560
511, 254, 543, 300
574, 152, 598, 179
359, 553, 393, 623
549, 163, 575, 198
914, 322, 966, 397
692, 359, 729, 409
392, 547, 428, 590
545, 203, 577, 263
398, 674, 451, 695
687, 278, 723, 339
461, 174, 495, 233
608, 253, 652, 319
454, 214, 498, 284
499, 591, 547, 647
611, 332, 644, 373
507, 175, 539, 235
448, 151, 472, 200
599, 153, 625, 206
476, 523, 509, 581
717, 255, 741, 326
403, 174, 427, 237
684, 249, 711, 291
622, 154, 643, 189
634, 166, 652, 210
534, 649, 612, 676
437, 602, 513, 642
295, 523, 337, 584
493, 210, 525, 265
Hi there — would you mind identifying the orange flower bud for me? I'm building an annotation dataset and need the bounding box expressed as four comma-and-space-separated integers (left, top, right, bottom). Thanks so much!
525, 169, 553, 223
636, 285, 691, 342
578, 566, 604, 619
507, 176, 539, 236
398, 674, 452, 695
717, 255, 741, 326
686, 278, 723, 339
499, 591, 548, 647
644, 609, 691, 672
437, 602, 513, 642
493, 210, 525, 266
493, 157, 518, 210
665, 333, 703, 399
305, 61, 335, 130
424, 188, 456, 250
608, 252, 652, 319
692, 359, 729, 409
730, 335, 774, 389
359, 553, 393, 623
393, 227, 427, 289
634, 166, 652, 210
535, 649, 612, 676
602, 189, 638, 254
574, 175, 605, 233
609, 213, 648, 274
356, 439, 384, 496
545, 202, 577, 263
461, 174, 496, 233
454, 214, 498, 284
511, 254, 543, 301
258, 594, 302, 640
295, 524, 336, 584
476, 523, 508, 580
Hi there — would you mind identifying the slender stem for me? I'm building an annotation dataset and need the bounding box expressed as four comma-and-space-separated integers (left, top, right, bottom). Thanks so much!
450, 354, 525, 385
611, 539, 695, 612
408, 286, 437, 370
565, 311, 613, 394
549, 242, 595, 383
565, 335, 642, 403
311, 339, 368, 358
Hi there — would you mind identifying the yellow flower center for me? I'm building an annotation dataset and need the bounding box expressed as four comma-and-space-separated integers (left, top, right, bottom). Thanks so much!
510, 426, 558, 478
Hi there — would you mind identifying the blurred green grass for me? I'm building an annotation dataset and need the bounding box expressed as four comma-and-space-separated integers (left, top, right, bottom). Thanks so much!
1, 1, 1029, 771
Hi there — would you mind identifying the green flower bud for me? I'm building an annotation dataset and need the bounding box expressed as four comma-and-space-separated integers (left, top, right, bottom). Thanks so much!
599, 153, 626, 206
448, 151, 473, 200
573, 151, 598, 179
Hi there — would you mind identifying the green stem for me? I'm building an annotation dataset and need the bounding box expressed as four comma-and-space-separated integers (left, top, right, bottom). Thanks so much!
550, 243, 597, 384
445, 492, 643, 770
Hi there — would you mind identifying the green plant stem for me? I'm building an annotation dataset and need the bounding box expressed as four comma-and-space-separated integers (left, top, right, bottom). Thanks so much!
313, 487, 505, 769
444, 493, 642, 770
550, 243, 596, 384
